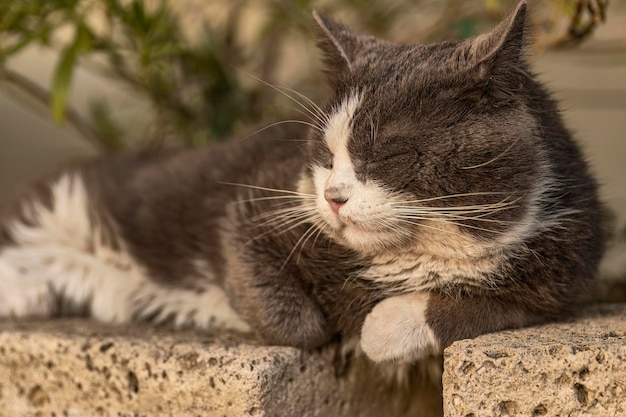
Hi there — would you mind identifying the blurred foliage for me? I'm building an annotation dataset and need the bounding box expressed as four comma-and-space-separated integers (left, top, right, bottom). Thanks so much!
0, 0, 609, 151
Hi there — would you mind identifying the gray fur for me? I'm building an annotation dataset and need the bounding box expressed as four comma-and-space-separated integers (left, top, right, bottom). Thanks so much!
0, 0, 604, 392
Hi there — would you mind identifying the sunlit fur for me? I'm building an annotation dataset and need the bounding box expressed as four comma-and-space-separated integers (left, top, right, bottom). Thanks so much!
287, 91, 531, 293
0, 2, 604, 383
0, 174, 249, 332
241, 2, 603, 368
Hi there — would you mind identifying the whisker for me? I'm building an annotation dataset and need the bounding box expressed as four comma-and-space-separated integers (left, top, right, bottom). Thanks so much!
249, 202, 317, 218
271, 88, 326, 126
372, 219, 410, 251
270, 104, 325, 129
235, 195, 316, 205
279, 85, 327, 123
295, 217, 328, 264
394, 218, 469, 236
235, 68, 327, 126
280, 223, 320, 271
391, 196, 522, 220
397, 191, 515, 204
395, 204, 519, 220
394, 205, 516, 215
238, 120, 321, 142
460, 138, 521, 170
392, 197, 523, 225
251, 207, 315, 221
250, 204, 316, 224
245, 212, 317, 243
392, 196, 520, 210
396, 216, 508, 235
397, 214, 507, 227
309, 218, 329, 249
220, 182, 315, 197
252, 209, 317, 228
397, 213, 520, 226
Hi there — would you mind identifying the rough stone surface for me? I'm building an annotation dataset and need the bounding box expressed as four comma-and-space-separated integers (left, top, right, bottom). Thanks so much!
0, 320, 442, 417
443, 303, 626, 417
3, 305, 624, 417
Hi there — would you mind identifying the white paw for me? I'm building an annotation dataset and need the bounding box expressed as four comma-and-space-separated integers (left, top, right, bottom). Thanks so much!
360, 292, 440, 363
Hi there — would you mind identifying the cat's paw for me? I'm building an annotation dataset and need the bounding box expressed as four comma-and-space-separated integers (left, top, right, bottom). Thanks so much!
360, 292, 440, 363
252, 295, 332, 350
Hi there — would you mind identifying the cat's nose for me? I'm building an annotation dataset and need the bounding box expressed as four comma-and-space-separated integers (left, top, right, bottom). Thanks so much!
324, 188, 348, 214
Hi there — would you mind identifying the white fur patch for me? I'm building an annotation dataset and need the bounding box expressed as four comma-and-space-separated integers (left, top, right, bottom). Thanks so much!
361, 237, 503, 292
313, 92, 410, 252
323, 92, 361, 154
360, 292, 440, 363
131, 280, 247, 330
492, 163, 552, 248
0, 174, 249, 332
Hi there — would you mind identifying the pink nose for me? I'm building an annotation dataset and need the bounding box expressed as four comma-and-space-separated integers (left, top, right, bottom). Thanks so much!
326, 197, 347, 214
325, 192, 348, 214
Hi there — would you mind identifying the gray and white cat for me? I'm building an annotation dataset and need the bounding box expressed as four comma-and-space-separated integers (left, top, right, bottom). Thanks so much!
0, 0, 605, 366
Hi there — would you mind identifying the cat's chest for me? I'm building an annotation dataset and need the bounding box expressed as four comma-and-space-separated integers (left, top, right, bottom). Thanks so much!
359, 251, 502, 292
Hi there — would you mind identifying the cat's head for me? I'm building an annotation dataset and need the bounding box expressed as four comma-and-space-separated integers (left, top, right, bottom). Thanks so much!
298, 1, 551, 257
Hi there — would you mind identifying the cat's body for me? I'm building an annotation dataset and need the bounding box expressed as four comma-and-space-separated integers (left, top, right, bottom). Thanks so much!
0, 1, 605, 368
0, 125, 380, 344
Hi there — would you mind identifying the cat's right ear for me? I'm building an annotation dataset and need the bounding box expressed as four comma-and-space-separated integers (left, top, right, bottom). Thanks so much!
312, 11, 361, 82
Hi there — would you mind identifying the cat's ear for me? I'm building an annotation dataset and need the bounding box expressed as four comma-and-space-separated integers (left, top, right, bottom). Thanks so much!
466, 0, 529, 73
312, 11, 363, 80
460, 0, 530, 106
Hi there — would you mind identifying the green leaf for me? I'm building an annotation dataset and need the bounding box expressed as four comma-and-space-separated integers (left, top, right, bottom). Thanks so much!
132, 0, 147, 30
0, 24, 55, 62
0, 5, 22, 33
88, 99, 123, 150
51, 23, 92, 123
51, 47, 78, 123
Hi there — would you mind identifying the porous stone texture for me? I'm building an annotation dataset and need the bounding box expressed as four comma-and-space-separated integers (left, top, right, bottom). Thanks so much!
0, 320, 442, 417
4, 305, 623, 417
443, 303, 626, 417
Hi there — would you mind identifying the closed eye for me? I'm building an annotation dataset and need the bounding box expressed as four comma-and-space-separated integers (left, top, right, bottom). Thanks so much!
319, 147, 334, 170
312, 139, 334, 170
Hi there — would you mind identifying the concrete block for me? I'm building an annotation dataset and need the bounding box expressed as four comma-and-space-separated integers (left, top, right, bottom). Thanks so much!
0, 320, 332, 417
6, 305, 622, 417
0, 320, 442, 417
443, 303, 626, 417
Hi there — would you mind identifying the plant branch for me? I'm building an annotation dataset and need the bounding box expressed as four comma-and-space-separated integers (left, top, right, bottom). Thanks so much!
0, 67, 110, 153
551, 0, 608, 48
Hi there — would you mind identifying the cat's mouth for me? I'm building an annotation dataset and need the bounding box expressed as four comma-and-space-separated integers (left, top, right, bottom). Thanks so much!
327, 214, 402, 252
338, 217, 378, 233
331, 212, 366, 230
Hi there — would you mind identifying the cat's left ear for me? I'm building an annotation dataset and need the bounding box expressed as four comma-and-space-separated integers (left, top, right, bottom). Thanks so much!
465, 0, 529, 75
312, 11, 369, 82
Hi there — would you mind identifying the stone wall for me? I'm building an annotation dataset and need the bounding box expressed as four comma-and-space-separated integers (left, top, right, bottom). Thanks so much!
1, 304, 624, 417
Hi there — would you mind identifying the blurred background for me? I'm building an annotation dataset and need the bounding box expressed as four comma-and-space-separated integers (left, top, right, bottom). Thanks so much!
0, 0, 624, 296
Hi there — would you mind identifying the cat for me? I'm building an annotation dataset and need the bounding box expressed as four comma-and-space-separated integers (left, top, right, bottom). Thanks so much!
0, 0, 605, 367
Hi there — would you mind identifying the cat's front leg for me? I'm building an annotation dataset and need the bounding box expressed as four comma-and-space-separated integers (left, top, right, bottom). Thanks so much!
226, 275, 333, 349
360, 291, 543, 363
222, 239, 333, 350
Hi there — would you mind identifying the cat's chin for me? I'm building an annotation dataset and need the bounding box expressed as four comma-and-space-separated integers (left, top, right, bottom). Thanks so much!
318, 212, 403, 253
336, 224, 402, 254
